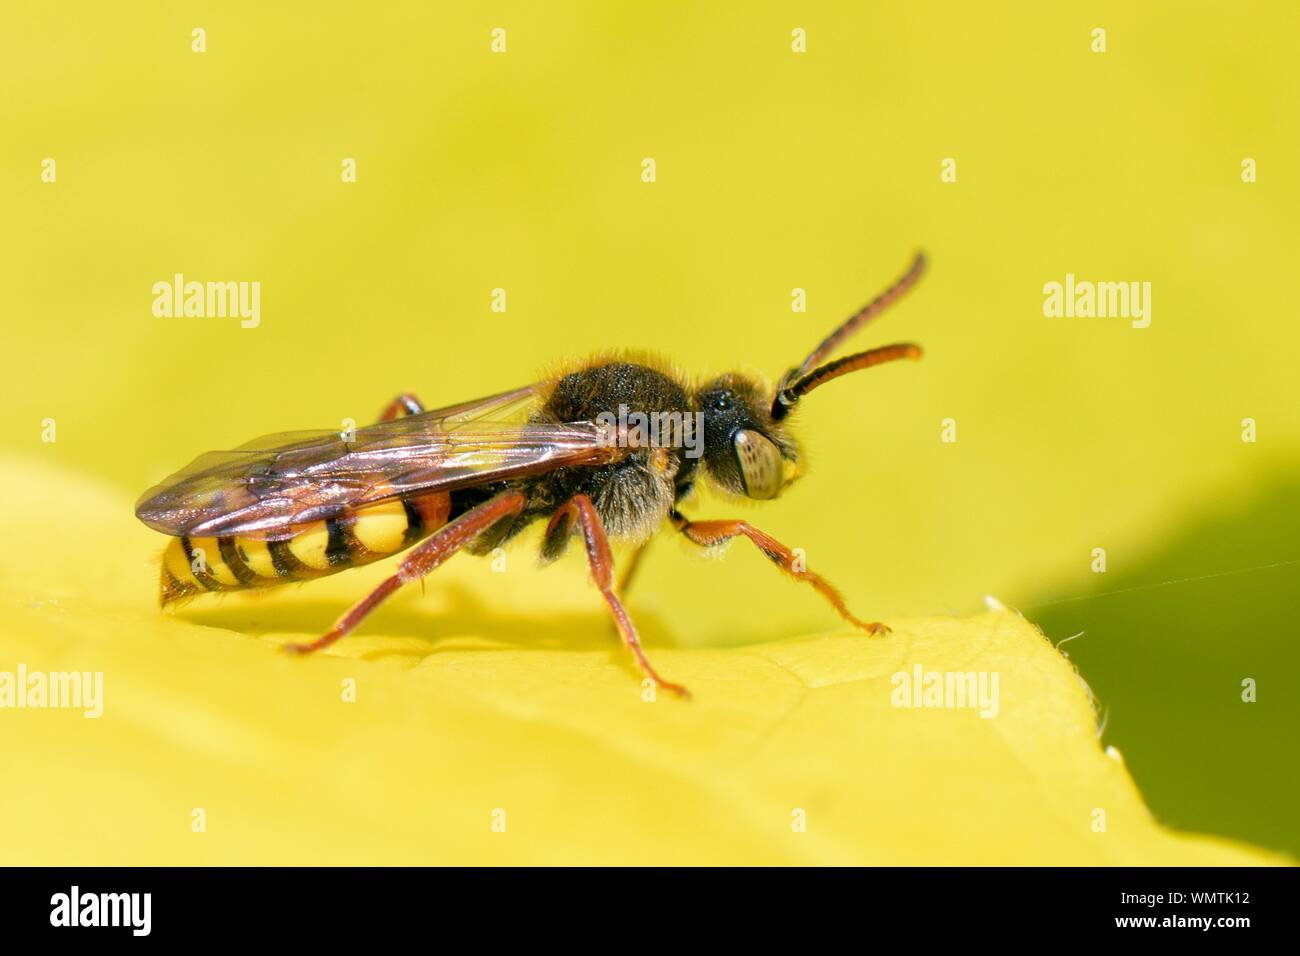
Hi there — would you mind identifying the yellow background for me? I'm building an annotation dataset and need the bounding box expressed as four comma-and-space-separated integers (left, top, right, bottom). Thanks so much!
1, 2, 1296, 862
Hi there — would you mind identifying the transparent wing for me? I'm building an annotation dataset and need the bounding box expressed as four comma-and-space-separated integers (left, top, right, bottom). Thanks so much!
135, 384, 614, 539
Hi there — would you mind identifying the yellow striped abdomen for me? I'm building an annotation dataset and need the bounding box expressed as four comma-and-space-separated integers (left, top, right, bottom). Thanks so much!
158, 493, 451, 606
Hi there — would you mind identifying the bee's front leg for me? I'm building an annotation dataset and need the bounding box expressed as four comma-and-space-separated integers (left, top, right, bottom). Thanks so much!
671, 510, 889, 636
547, 495, 690, 699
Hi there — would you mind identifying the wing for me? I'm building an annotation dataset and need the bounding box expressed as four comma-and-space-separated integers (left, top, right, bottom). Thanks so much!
136, 384, 616, 540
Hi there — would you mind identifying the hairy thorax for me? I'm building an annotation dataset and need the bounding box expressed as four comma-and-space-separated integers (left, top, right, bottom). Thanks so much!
528, 360, 697, 547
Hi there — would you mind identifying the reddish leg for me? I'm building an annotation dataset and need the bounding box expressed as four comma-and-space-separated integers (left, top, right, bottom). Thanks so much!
549, 495, 690, 698
672, 512, 889, 636
378, 393, 425, 421
616, 537, 652, 597
284, 490, 527, 654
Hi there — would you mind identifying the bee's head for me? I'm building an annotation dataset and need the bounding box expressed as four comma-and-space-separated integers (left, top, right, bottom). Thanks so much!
696, 373, 801, 500
697, 253, 930, 500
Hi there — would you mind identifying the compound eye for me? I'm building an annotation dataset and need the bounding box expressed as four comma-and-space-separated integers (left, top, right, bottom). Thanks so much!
733, 429, 784, 499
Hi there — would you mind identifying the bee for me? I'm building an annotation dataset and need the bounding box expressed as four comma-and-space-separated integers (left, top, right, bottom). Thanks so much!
136, 253, 928, 698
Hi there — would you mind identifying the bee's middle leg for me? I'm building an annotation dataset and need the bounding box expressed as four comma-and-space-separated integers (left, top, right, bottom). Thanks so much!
671, 510, 889, 636
548, 495, 690, 698
284, 490, 527, 654
377, 393, 425, 421
616, 536, 652, 598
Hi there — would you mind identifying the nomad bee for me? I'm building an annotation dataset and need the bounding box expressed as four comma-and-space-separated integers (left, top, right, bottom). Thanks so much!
137, 253, 928, 697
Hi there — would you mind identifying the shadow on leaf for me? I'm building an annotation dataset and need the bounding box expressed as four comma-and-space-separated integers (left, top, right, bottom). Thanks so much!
1026, 470, 1300, 857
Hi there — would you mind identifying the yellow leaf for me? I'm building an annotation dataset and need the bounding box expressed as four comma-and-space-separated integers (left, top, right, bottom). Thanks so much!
0, 457, 1284, 865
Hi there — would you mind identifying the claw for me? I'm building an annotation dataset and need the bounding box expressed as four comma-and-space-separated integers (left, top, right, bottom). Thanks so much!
657, 679, 693, 700
282, 639, 324, 655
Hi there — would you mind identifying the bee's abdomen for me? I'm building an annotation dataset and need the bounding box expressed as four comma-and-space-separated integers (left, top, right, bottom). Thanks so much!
159, 493, 451, 605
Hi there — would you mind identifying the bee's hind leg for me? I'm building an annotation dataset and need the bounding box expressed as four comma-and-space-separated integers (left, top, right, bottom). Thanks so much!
284, 490, 527, 655
671, 510, 889, 636
377, 393, 425, 421
548, 495, 690, 699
